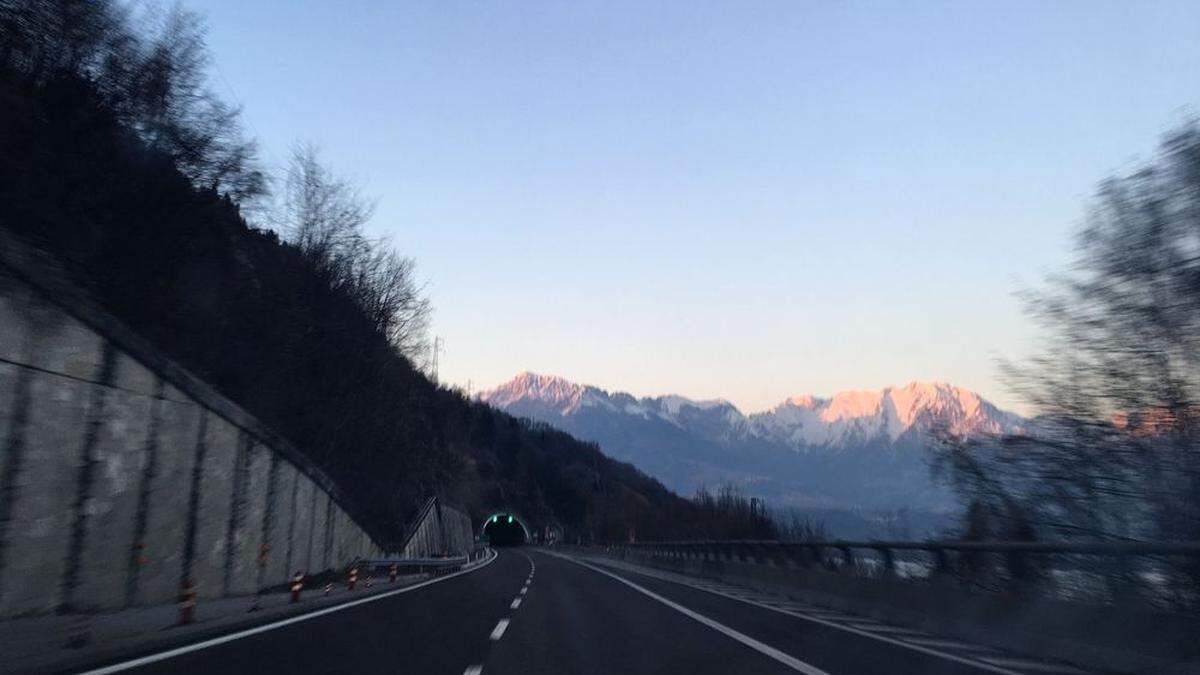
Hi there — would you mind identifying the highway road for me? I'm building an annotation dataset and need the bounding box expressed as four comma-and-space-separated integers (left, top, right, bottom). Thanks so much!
77, 549, 1087, 675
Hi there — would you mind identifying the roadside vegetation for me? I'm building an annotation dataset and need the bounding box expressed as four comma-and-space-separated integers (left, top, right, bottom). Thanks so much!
937, 120, 1200, 605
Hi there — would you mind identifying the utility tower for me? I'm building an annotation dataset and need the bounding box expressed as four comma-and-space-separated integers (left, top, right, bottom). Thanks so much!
430, 336, 443, 383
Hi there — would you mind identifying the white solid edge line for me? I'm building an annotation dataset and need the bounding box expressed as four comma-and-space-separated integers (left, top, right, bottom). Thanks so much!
79, 549, 500, 675
489, 619, 510, 641
567, 554, 1023, 675
557, 555, 829, 675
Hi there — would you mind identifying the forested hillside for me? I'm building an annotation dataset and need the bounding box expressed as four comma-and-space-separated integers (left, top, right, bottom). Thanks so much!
0, 1, 774, 543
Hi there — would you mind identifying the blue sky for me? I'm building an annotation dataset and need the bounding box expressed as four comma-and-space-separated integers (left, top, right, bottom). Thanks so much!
188, 1, 1200, 414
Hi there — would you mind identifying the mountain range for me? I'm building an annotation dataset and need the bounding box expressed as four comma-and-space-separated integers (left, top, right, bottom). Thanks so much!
480, 372, 1025, 537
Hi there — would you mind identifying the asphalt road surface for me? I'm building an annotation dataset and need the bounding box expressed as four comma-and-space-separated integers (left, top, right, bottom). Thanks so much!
76, 549, 1088, 675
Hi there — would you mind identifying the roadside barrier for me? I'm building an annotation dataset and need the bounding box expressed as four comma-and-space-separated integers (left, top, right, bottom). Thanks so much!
178, 581, 197, 625
289, 572, 304, 603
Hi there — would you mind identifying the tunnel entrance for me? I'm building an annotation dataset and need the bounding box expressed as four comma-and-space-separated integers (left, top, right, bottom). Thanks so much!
482, 513, 527, 546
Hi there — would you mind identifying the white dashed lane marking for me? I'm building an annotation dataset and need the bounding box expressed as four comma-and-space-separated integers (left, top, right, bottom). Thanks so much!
510, 597, 521, 609
462, 666, 483, 675
489, 619, 510, 641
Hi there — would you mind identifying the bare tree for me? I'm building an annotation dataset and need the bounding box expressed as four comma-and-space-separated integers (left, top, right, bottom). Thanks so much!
936, 120, 1200, 600
280, 143, 431, 361
1, 0, 263, 199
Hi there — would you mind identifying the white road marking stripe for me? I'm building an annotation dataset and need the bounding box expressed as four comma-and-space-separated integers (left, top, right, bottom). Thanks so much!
463, 666, 483, 675
902, 638, 997, 652
511, 597, 522, 609
520, 586, 527, 595
559, 556, 830, 675
847, 623, 927, 635
78, 550, 500, 675
490, 619, 510, 641
976, 656, 1089, 673
568, 554, 1024, 675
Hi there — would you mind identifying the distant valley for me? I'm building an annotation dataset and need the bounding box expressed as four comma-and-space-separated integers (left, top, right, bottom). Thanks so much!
480, 372, 1025, 538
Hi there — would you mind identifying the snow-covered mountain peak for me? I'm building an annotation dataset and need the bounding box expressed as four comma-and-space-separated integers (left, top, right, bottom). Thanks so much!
659, 394, 735, 416
480, 371, 591, 414
481, 373, 1022, 449
785, 394, 823, 408
753, 381, 1022, 447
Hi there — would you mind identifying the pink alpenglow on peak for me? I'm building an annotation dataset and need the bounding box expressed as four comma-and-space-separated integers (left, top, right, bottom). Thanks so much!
757, 381, 1022, 447
479, 373, 1023, 449
480, 371, 590, 414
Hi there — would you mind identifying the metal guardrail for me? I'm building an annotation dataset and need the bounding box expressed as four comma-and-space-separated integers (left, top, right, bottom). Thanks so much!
359, 545, 491, 576
606, 539, 1200, 589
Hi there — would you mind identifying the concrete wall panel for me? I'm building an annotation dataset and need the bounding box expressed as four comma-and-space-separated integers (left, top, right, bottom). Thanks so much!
307, 491, 329, 574
0, 294, 104, 617
190, 416, 237, 600
0, 264, 384, 617
228, 441, 269, 596
134, 392, 198, 606
290, 475, 315, 575
264, 459, 295, 587
75, 354, 156, 610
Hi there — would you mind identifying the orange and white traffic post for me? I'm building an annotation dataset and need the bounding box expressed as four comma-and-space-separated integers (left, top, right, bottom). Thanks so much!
347, 566, 359, 591
389, 563, 398, 583
179, 580, 197, 625
290, 571, 304, 603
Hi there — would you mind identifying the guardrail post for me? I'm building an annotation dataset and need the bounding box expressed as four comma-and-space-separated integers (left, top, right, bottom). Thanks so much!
750, 542, 768, 565
875, 546, 895, 577
931, 547, 952, 579
767, 543, 790, 567
1107, 552, 1139, 603
1004, 548, 1034, 595
839, 545, 854, 571
796, 540, 816, 566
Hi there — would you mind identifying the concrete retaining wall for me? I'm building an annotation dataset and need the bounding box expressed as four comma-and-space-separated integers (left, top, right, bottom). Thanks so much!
0, 241, 385, 618
400, 499, 474, 558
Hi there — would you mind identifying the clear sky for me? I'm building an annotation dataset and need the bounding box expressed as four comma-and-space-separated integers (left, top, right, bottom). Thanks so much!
187, 1, 1200, 414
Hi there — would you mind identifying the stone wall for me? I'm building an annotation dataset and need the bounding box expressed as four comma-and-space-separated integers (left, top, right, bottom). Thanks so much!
0, 241, 384, 618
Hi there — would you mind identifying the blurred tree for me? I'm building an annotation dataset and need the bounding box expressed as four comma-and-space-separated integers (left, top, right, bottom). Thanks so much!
936, 120, 1200, 599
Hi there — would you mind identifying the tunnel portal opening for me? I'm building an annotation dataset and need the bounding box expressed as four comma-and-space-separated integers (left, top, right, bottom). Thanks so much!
482, 513, 527, 546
